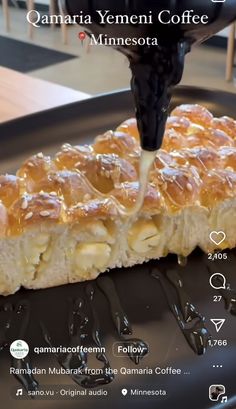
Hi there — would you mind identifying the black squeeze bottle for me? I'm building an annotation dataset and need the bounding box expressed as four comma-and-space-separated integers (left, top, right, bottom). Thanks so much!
63, 0, 236, 151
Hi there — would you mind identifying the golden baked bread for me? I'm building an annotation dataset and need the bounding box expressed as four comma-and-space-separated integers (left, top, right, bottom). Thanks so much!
1, 104, 236, 295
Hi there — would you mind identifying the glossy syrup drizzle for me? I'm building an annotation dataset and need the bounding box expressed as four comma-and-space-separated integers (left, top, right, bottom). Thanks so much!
97, 276, 148, 364
41, 297, 89, 387
41, 289, 114, 388
177, 255, 188, 267
152, 268, 211, 355
118, 150, 157, 217
84, 150, 157, 218
85, 284, 114, 385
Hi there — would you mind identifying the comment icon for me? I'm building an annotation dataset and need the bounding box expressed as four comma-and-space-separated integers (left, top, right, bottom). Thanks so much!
209, 273, 226, 290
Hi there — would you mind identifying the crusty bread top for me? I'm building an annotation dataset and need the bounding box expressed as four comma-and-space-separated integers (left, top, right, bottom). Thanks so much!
1, 104, 236, 237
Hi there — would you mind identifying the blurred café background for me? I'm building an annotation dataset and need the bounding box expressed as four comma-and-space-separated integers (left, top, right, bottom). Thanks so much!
0, 0, 235, 124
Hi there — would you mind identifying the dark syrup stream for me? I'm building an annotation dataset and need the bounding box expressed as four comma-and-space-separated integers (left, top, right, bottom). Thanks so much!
97, 276, 148, 364
151, 268, 211, 355
41, 287, 113, 388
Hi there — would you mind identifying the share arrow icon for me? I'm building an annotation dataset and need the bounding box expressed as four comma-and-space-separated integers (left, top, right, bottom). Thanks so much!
210, 319, 226, 333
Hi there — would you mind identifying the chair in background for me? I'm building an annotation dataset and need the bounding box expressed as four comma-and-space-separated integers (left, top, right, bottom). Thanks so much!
2, 0, 10, 31
26, 0, 68, 44
1, 0, 68, 43
226, 23, 236, 82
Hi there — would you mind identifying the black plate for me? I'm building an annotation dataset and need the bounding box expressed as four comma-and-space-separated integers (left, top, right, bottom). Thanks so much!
1, 87, 236, 409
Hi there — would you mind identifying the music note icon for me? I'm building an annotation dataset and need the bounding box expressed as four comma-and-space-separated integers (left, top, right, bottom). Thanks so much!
16, 388, 23, 396
221, 396, 228, 403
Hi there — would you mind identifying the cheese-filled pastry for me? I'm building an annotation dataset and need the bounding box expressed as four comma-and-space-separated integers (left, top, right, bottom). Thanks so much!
1, 104, 236, 295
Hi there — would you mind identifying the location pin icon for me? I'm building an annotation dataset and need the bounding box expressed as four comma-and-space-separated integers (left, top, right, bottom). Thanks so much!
78, 31, 86, 46
121, 389, 128, 396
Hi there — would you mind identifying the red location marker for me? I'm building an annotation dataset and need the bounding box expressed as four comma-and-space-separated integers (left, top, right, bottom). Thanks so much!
78, 31, 86, 46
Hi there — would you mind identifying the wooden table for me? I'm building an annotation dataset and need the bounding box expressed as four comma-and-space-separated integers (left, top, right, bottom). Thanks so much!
0, 66, 90, 123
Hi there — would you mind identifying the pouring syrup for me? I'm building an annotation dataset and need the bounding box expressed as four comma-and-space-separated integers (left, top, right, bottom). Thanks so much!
65, 0, 236, 214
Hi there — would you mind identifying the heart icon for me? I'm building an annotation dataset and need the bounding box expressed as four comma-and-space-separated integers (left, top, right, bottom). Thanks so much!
121, 389, 128, 396
209, 231, 226, 246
